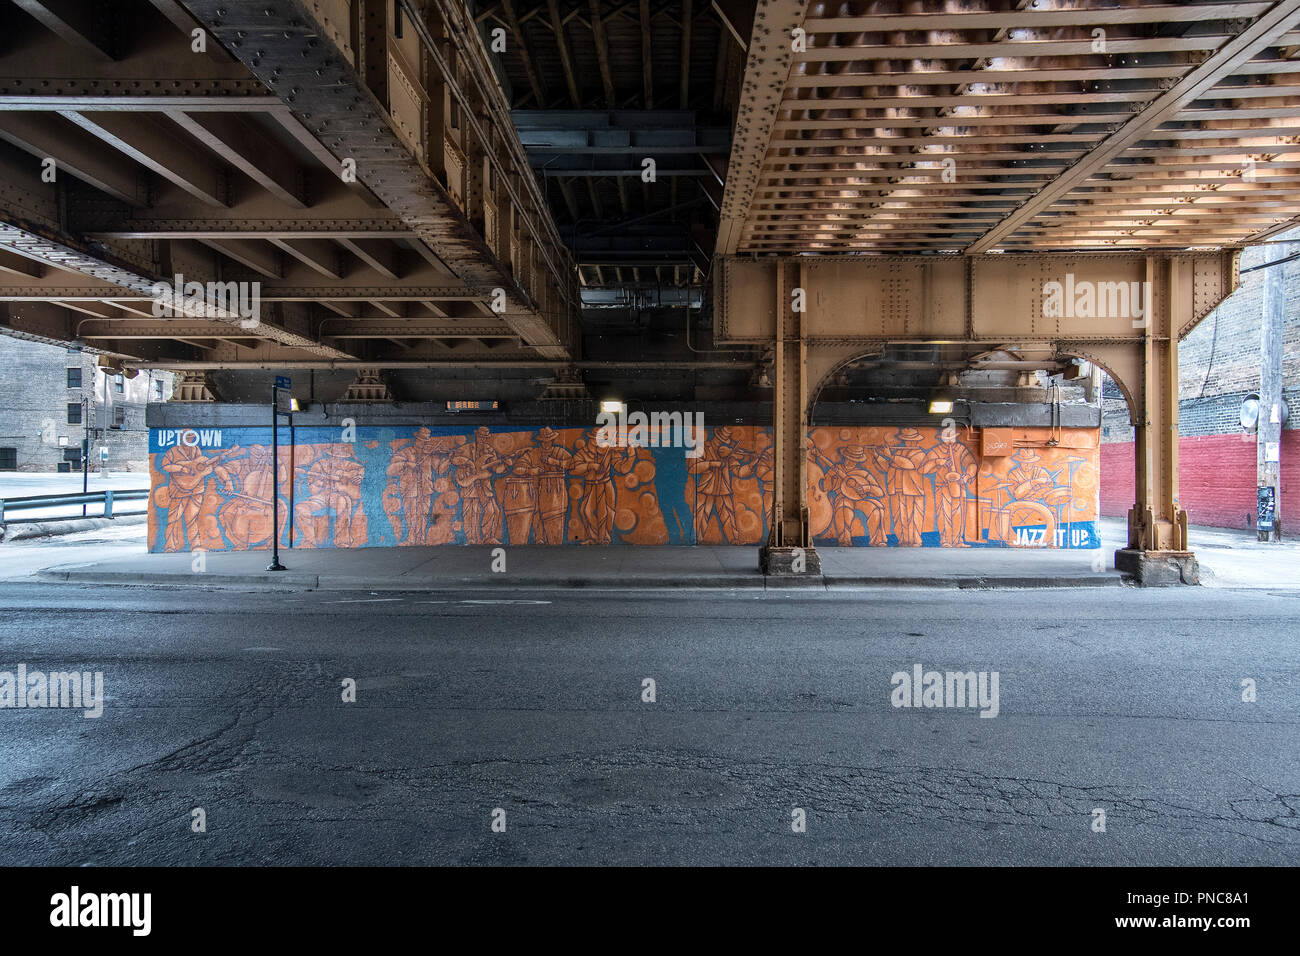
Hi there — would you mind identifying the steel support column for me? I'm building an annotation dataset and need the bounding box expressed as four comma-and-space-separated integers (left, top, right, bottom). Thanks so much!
1135, 257, 1186, 551
1113, 257, 1198, 584
759, 260, 818, 575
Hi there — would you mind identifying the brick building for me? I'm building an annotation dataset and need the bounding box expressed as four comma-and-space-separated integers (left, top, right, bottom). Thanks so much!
1101, 240, 1300, 530
0, 334, 173, 473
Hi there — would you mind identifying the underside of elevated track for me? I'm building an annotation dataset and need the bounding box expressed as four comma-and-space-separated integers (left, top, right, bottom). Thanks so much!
2, 0, 1300, 579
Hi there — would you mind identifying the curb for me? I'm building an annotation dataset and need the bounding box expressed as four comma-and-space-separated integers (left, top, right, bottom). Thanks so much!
1, 514, 146, 542
38, 569, 321, 588
822, 574, 1123, 589
40, 568, 1125, 591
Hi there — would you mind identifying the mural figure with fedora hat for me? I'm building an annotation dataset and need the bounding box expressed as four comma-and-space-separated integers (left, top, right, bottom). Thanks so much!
922, 437, 979, 546
453, 426, 508, 545
1008, 447, 1055, 501
688, 425, 759, 544
874, 427, 930, 546
571, 427, 637, 543
809, 440, 886, 546
506, 426, 574, 545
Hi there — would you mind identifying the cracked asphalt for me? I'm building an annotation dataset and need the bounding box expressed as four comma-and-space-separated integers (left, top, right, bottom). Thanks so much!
0, 581, 1296, 865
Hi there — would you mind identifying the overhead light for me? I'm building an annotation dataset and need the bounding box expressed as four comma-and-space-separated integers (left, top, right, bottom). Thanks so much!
600, 400, 625, 415
929, 399, 954, 415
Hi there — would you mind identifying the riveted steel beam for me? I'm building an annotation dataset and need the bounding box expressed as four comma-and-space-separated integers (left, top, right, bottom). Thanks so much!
715, 0, 807, 255
965, 0, 1300, 254
177, 0, 575, 360
0, 216, 354, 360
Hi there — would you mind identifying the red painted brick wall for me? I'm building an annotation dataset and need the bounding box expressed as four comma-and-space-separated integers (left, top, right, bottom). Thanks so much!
1101, 432, 1299, 530
1099, 442, 1134, 519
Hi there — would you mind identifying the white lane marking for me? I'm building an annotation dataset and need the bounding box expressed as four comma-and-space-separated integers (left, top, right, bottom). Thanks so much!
458, 599, 552, 605
327, 598, 404, 604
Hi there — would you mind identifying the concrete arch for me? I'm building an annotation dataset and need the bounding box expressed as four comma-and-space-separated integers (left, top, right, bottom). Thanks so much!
808, 342, 1123, 419
806, 346, 886, 415
1061, 344, 1153, 434
1054, 346, 1138, 426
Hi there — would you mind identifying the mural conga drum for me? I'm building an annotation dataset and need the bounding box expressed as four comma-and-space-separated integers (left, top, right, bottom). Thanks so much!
503, 475, 537, 545
984, 478, 1015, 544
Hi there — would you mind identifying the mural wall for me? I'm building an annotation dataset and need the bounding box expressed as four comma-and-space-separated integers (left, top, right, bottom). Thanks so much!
147, 423, 1099, 552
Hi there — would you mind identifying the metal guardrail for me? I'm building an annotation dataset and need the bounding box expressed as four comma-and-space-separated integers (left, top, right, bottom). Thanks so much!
0, 489, 150, 524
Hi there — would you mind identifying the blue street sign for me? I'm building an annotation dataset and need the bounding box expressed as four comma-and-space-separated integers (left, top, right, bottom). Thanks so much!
274, 375, 292, 389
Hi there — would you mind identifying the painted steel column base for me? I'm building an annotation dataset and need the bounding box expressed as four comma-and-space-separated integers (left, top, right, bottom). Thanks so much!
1114, 548, 1199, 586
759, 545, 822, 576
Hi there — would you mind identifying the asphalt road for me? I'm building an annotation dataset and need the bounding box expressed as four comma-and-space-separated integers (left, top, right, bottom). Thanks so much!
0, 581, 1296, 866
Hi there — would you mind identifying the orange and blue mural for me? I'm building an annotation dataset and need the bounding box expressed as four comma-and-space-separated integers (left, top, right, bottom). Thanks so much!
147, 423, 1099, 552
806, 426, 1099, 549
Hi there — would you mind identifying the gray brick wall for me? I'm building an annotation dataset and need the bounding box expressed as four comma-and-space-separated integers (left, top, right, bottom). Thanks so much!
0, 335, 172, 472
1102, 238, 1300, 441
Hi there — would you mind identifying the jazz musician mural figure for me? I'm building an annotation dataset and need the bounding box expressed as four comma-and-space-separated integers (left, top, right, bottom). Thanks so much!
159, 442, 222, 551
571, 427, 636, 544
874, 427, 930, 546
922, 437, 978, 547
688, 426, 757, 545
386, 427, 445, 545
810, 441, 886, 546
206, 445, 276, 551
1007, 447, 1056, 501
295, 443, 367, 548
453, 426, 508, 545
506, 427, 573, 545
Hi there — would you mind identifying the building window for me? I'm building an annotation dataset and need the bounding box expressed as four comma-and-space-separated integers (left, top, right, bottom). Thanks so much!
66, 367, 82, 388
112, 406, 126, 428
154, 380, 164, 400
113, 373, 124, 393
63, 447, 82, 463
67, 403, 82, 425
0, 448, 16, 471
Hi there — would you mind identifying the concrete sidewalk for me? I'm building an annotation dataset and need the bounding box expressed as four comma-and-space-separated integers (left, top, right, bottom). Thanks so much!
1152, 518, 1300, 588
35, 537, 1121, 591
17, 515, 1298, 592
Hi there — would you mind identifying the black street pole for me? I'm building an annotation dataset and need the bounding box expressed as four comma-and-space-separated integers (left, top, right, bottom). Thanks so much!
81, 396, 89, 516
268, 384, 286, 571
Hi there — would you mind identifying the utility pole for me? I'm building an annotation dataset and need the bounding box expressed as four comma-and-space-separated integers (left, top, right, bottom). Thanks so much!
81, 393, 89, 517
1258, 243, 1287, 542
